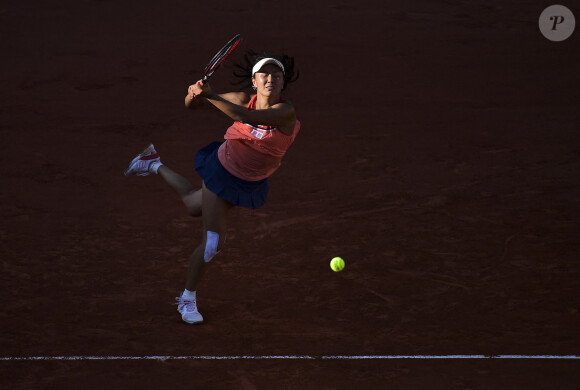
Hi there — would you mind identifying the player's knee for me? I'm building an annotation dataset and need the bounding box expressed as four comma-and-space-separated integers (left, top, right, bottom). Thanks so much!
203, 231, 223, 263
187, 204, 202, 218
184, 191, 202, 217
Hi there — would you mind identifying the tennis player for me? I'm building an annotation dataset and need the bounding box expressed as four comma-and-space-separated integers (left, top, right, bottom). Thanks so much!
124, 53, 300, 324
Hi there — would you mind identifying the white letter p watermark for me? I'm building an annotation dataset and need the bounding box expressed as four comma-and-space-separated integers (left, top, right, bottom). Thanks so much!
539, 5, 575, 41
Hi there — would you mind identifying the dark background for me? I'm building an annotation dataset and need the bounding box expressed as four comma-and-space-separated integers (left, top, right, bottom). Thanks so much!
1, 0, 579, 388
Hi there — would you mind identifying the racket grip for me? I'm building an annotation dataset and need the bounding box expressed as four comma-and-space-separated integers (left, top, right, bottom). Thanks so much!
199, 77, 209, 86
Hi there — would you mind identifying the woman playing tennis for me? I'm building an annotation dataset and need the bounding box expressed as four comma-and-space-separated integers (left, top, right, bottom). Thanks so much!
124, 53, 300, 324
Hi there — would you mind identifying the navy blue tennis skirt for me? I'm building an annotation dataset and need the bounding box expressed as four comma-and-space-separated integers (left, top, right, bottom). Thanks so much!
195, 141, 269, 209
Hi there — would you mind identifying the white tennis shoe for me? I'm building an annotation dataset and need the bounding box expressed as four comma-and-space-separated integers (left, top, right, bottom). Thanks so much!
124, 144, 161, 176
176, 295, 204, 324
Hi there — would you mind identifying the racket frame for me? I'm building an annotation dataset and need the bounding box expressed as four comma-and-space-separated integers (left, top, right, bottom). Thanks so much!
200, 34, 243, 86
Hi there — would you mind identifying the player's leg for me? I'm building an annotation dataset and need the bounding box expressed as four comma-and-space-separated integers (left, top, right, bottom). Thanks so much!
177, 182, 233, 324
185, 182, 232, 290
124, 145, 203, 217
157, 165, 202, 217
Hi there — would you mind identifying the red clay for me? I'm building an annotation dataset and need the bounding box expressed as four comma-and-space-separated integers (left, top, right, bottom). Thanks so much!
1, 0, 579, 388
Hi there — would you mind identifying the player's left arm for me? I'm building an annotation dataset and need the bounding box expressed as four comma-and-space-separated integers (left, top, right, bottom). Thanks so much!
191, 81, 296, 134
186, 86, 250, 110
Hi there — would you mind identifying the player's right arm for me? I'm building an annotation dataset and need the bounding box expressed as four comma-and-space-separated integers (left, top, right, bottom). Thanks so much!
185, 86, 250, 110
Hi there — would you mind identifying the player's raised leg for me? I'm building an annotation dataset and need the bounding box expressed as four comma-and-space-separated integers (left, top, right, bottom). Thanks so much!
124, 145, 203, 217
157, 165, 202, 217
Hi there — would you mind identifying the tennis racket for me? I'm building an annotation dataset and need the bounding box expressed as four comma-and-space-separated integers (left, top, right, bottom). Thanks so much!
199, 34, 243, 86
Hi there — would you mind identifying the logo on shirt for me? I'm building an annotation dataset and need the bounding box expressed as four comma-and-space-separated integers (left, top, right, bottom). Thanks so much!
251, 129, 266, 139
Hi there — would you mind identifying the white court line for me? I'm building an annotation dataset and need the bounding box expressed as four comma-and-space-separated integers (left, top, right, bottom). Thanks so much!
1, 355, 579, 361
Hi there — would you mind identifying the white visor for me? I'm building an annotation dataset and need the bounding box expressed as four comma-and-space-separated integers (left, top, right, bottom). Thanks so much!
252, 58, 285, 77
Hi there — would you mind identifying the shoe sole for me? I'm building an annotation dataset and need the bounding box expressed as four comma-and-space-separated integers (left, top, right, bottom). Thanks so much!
182, 317, 204, 325
178, 307, 204, 324
124, 144, 155, 176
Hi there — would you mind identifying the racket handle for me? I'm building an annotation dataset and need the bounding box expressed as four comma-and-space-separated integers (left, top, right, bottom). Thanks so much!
199, 76, 209, 86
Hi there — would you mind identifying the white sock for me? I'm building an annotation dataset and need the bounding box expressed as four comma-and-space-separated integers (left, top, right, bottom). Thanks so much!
182, 289, 196, 299
150, 161, 163, 174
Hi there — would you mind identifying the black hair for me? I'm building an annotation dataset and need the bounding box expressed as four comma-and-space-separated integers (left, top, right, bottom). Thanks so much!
232, 50, 299, 91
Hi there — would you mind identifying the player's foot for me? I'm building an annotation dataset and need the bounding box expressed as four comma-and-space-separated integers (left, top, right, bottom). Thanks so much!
124, 144, 161, 176
176, 295, 204, 324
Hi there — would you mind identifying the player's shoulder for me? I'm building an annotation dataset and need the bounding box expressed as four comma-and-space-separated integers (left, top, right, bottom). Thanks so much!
219, 91, 252, 106
276, 99, 295, 114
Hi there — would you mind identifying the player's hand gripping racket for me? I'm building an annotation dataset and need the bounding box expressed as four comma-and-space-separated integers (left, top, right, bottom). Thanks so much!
199, 34, 243, 86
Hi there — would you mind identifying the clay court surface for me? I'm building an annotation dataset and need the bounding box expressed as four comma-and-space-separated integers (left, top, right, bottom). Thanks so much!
1, 0, 579, 388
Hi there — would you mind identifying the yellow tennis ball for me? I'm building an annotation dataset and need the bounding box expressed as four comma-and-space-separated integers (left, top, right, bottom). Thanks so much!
330, 257, 345, 272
